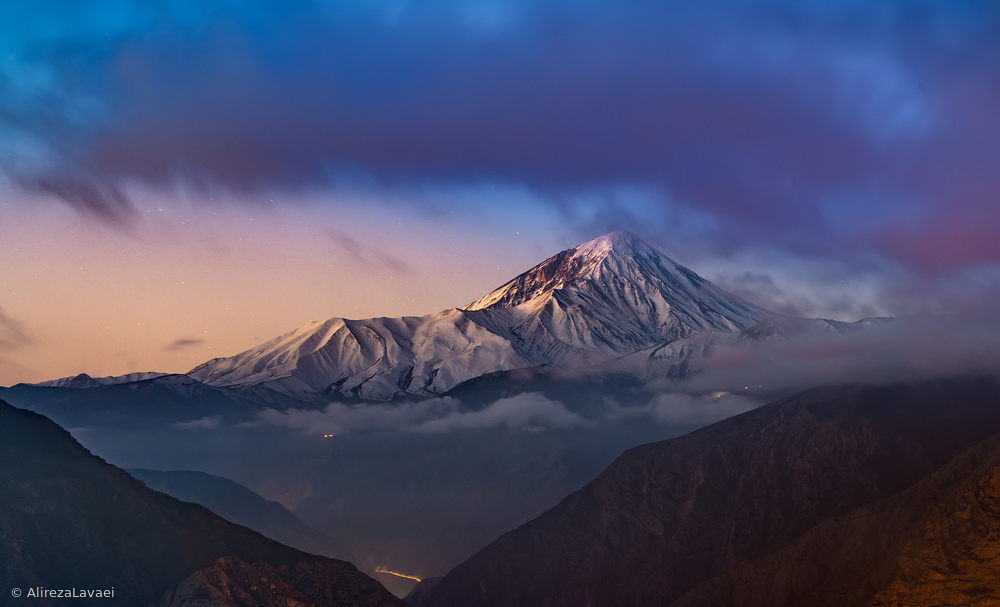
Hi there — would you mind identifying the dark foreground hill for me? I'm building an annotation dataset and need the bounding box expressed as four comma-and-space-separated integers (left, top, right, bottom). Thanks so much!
672, 425, 1000, 607
416, 377, 1000, 607
0, 398, 402, 607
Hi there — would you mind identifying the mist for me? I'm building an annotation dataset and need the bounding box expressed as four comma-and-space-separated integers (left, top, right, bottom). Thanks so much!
685, 314, 1000, 397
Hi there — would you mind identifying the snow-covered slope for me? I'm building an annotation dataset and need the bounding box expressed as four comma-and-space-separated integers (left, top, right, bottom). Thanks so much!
463, 230, 769, 366
34, 371, 168, 389
188, 310, 528, 400
187, 231, 876, 400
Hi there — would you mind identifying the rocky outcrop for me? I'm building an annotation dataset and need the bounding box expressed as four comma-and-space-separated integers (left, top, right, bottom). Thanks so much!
673, 422, 1000, 607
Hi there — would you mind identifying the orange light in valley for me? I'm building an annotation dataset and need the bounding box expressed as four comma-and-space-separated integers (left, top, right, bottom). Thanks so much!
374, 567, 422, 582
323, 434, 336, 438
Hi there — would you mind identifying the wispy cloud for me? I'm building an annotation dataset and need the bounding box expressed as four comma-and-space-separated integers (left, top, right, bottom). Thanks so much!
327, 229, 413, 275
18, 174, 136, 229
171, 415, 222, 430
0, 306, 33, 349
164, 337, 205, 352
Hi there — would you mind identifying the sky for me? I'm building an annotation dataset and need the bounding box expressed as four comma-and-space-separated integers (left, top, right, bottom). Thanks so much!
1, 0, 999, 385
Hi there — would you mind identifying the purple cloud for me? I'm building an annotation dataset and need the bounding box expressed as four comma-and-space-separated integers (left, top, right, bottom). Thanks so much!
1, 0, 998, 276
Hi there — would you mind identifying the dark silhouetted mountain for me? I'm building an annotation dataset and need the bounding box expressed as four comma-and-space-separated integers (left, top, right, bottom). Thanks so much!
0, 373, 250, 429
672, 425, 1000, 607
402, 578, 441, 607
0, 398, 403, 607
417, 377, 1000, 607
128, 468, 337, 559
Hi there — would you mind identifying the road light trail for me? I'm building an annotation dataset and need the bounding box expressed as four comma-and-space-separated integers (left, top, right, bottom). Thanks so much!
374, 567, 422, 582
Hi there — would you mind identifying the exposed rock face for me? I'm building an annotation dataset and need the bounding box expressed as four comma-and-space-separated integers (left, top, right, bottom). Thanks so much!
673, 422, 1000, 607
418, 378, 1000, 607
0, 399, 402, 607
868, 436, 1000, 607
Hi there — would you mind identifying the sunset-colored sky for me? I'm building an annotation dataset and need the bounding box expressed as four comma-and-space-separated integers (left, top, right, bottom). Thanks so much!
2, 1, 999, 385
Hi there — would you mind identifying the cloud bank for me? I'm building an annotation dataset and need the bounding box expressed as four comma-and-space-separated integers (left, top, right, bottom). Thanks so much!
257, 393, 589, 435
416, 393, 589, 433
684, 313, 1000, 396
251, 308, 1000, 436
610, 393, 761, 427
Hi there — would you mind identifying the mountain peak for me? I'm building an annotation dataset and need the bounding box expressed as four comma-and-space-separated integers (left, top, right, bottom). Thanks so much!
464, 231, 767, 347
575, 229, 656, 256
189, 230, 771, 400
465, 231, 675, 311
579, 229, 644, 250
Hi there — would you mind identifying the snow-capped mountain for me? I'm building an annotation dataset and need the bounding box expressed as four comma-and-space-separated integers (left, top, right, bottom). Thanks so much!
187, 310, 528, 401
34, 371, 168, 389
187, 231, 879, 400
463, 230, 769, 365
187, 232, 772, 400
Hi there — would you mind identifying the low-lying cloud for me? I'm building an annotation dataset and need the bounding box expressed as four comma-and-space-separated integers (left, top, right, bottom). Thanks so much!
685, 314, 1000, 396
258, 397, 460, 435
416, 393, 588, 433
610, 393, 761, 427
214, 310, 1000, 438
258, 393, 588, 435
